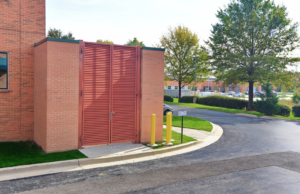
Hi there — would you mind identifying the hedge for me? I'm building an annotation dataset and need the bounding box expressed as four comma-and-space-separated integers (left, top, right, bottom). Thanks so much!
197, 96, 248, 109
292, 105, 300, 117
277, 105, 291, 117
164, 94, 174, 102
179, 96, 199, 103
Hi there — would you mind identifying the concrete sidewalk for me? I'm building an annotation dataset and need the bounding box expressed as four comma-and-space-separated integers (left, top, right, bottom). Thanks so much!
80, 144, 152, 158
163, 125, 212, 141
80, 126, 214, 158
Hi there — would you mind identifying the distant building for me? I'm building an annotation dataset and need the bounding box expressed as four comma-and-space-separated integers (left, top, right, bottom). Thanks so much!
165, 75, 262, 93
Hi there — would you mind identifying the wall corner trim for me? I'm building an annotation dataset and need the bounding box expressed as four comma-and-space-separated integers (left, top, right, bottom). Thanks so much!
142, 47, 165, 51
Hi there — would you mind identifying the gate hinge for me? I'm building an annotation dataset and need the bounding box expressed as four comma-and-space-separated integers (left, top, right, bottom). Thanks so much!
80, 90, 84, 96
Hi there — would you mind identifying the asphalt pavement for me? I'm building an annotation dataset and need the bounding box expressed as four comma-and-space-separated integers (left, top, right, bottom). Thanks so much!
2, 105, 300, 194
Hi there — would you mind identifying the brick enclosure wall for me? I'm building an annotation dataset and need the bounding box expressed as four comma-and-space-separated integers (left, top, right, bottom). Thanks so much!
140, 49, 165, 143
0, 0, 45, 141
34, 40, 79, 153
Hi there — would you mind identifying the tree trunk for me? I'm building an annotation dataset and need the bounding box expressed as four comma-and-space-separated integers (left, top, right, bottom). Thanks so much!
247, 81, 254, 111
178, 81, 182, 102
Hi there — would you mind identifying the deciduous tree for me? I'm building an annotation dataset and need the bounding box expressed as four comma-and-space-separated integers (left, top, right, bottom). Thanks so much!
97, 39, 114, 44
161, 25, 210, 102
206, 0, 299, 110
125, 38, 145, 47
47, 28, 75, 40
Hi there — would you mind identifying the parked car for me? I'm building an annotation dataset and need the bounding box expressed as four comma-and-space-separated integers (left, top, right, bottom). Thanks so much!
228, 91, 235, 95
163, 104, 173, 115
272, 91, 278, 97
245, 91, 249, 95
233, 92, 242, 97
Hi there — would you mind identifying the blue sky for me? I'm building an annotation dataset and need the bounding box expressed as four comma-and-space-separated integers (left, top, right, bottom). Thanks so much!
47, 0, 300, 69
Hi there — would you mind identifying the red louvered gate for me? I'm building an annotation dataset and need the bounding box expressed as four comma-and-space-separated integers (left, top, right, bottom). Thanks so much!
78, 41, 140, 147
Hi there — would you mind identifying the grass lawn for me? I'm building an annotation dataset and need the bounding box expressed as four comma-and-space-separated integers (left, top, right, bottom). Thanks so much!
0, 141, 87, 168
165, 98, 264, 117
163, 115, 213, 132
146, 129, 197, 149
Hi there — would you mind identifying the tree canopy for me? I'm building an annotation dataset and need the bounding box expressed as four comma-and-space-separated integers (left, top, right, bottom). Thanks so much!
161, 25, 210, 102
206, 0, 299, 110
47, 28, 75, 40
97, 39, 114, 44
125, 38, 145, 47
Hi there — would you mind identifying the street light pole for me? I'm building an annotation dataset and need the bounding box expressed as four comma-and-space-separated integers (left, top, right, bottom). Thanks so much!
193, 55, 199, 103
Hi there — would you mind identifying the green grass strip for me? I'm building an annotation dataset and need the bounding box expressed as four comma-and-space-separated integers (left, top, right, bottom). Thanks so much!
0, 141, 87, 168
163, 116, 213, 132
146, 129, 197, 149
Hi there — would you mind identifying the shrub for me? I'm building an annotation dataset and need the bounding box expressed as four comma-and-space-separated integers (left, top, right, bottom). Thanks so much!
292, 92, 300, 104
164, 94, 174, 102
254, 100, 280, 115
180, 96, 199, 103
197, 96, 248, 109
277, 104, 291, 117
292, 105, 300, 117
254, 83, 280, 115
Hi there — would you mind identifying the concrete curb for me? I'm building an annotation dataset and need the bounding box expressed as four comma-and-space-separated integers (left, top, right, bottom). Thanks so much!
0, 159, 79, 182
236, 113, 258, 118
0, 123, 223, 182
236, 113, 300, 123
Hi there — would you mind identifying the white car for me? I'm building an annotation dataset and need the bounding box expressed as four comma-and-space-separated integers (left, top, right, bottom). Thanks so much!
233, 92, 242, 97
228, 91, 235, 95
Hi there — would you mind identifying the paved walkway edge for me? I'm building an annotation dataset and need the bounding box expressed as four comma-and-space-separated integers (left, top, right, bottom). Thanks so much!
0, 123, 223, 182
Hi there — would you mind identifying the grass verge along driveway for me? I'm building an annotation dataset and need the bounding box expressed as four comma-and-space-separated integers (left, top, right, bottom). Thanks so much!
146, 129, 196, 149
165, 98, 263, 117
165, 98, 300, 121
163, 116, 213, 132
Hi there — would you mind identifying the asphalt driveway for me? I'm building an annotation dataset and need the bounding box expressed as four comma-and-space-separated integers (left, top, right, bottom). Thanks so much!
2, 105, 300, 194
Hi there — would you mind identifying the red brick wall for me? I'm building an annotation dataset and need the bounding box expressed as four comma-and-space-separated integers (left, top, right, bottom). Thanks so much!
34, 40, 79, 153
0, 0, 45, 141
33, 41, 47, 149
140, 49, 165, 143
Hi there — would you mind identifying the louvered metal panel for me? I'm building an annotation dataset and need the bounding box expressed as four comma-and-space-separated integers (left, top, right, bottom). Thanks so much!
82, 43, 111, 146
79, 42, 140, 147
111, 46, 137, 143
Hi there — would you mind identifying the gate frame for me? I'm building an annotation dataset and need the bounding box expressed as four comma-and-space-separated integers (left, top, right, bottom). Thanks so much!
78, 41, 141, 148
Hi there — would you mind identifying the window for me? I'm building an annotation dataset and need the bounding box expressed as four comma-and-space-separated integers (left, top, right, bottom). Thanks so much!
168, 86, 171, 89
236, 87, 240, 92
175, 86, 179, 89
0, 53, 8, 89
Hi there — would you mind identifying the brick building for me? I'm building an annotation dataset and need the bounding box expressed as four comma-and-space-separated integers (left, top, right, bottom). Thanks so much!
0, 0, 45, 142
1, 1, 165, 153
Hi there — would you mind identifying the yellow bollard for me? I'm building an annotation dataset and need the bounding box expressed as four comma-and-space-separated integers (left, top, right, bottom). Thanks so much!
147, 114, 158, 147
163, 112, 173, 146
